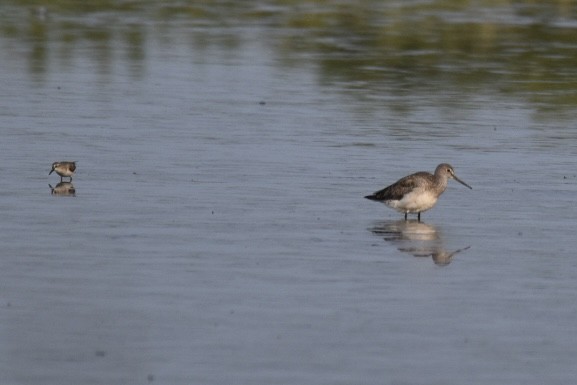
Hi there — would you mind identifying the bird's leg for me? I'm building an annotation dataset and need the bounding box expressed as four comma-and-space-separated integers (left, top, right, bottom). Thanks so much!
404, 212, 408, 221
417, 212, 421, 222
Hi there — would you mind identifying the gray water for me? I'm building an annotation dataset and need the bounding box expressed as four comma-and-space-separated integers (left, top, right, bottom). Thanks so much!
1, 2, 577, 384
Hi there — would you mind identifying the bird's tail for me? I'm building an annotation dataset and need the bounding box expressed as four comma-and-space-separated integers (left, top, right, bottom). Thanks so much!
364, 194, 379, 201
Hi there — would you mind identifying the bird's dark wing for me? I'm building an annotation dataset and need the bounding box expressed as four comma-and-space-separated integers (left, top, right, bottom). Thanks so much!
365, 172, 430, 201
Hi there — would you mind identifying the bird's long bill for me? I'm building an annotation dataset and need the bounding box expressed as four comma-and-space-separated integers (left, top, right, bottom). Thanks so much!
453, 175, 472, 189
48, 168, 54, 175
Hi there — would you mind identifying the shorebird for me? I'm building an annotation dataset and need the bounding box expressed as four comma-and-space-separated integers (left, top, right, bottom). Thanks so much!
365, 163, 471, 221
49, 161, 76, 181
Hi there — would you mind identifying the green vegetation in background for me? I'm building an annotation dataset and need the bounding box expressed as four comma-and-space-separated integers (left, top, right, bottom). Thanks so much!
2, 0, 577, 110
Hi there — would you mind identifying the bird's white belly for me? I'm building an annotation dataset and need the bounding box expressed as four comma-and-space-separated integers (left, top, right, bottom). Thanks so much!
385, 189, 438, 213
56, 169, 74, 177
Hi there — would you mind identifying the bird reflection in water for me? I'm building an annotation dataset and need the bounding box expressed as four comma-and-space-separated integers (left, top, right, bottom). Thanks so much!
370, 220, 470, 266
49, 182, 76, 197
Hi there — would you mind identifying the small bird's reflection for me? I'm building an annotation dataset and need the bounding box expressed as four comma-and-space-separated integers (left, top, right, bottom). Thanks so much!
49, 182, 76, 197
370, 220, 470, 266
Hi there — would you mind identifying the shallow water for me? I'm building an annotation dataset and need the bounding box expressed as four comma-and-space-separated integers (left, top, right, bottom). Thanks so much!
1, 2, 577, 384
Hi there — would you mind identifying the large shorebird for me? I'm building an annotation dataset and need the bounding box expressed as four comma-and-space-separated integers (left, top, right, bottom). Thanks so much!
49, 161, 76, 181
365, 163, 471, 221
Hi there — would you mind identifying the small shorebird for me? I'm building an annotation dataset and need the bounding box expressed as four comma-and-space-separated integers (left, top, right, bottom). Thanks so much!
49, 161, 76, 181
365, 163, 471, 221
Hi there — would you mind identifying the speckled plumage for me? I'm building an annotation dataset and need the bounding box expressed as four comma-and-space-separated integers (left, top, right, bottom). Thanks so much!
49, 161, 77, 181
365, 163, 471, 221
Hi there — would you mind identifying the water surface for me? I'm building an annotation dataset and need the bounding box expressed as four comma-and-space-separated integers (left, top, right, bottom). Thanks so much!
1, 2, 577, 384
